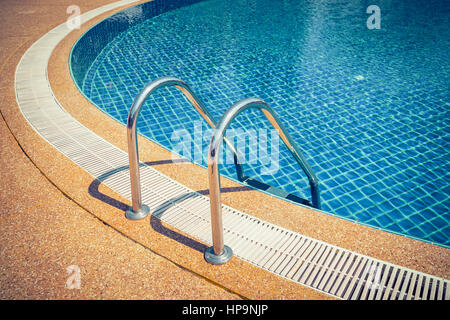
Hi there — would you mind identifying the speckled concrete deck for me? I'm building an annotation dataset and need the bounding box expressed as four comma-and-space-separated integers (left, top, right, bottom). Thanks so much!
1, 0, 448, 300
0, 0, 240, 300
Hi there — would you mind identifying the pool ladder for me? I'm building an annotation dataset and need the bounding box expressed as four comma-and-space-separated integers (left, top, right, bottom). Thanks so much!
126, 76, 320, 264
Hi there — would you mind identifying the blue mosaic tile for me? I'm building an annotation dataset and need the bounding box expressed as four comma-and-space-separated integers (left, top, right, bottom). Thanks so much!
71, 0, 450, 247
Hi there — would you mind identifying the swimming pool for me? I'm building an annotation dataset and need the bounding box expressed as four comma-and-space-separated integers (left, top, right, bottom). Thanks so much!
70, 0, 449, 247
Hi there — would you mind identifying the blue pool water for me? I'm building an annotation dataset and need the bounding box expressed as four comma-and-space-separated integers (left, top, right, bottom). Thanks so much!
71, 0, 450, 247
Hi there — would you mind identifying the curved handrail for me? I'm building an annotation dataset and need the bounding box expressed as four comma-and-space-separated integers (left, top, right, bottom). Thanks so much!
204, 97, 320, 263
125, 76, 244, 219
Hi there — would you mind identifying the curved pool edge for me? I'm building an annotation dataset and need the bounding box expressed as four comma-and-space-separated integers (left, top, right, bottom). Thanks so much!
59, 1, 449, 264
0, 0, 243, 300
46, 0, 450, 282
7, 0, 332, 300
7, 0, 449, 299
54, 1, 450, 280
68, 0, 449, 249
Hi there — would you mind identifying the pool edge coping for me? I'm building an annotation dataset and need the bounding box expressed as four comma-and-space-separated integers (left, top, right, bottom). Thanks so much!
5, 0, 449, 300
58, 0, 449, 274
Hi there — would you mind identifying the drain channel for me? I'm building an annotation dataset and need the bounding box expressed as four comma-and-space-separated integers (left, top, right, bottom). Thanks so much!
14, 0, 449, 300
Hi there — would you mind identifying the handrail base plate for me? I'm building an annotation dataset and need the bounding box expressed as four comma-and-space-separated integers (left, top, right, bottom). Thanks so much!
125, 204, 150, 220
204, 245, 233, 265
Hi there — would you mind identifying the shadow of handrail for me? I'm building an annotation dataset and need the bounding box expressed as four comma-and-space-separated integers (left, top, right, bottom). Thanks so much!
87, 159, 253, 253
151, 191, 208, 253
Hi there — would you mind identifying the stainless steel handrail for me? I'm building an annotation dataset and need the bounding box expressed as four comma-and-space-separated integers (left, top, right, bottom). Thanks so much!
204, 97, 321, 264
125, 76, 244, 220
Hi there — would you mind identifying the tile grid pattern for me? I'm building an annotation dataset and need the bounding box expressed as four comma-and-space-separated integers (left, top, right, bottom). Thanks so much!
78, 0, 449, 246
15, 0, 449, 300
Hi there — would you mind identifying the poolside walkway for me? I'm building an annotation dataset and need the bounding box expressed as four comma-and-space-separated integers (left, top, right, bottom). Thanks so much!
0, 0, 240, 300
1, 0, 448, 300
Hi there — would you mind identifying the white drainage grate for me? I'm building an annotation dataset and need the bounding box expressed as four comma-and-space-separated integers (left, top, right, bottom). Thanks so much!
14, 0, 449, 300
